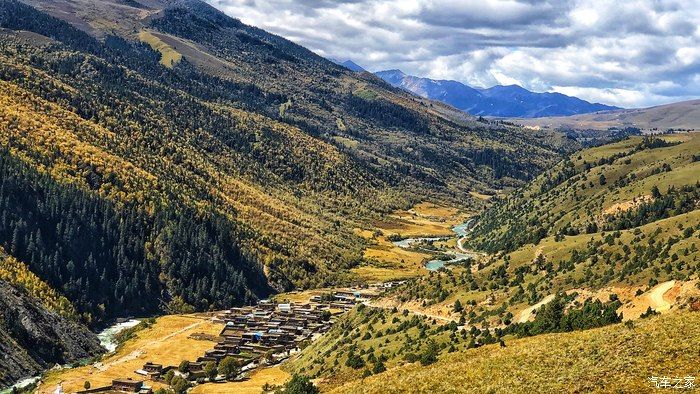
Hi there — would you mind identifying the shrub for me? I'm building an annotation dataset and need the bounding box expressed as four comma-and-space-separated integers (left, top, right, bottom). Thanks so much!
279, 374, 319, 394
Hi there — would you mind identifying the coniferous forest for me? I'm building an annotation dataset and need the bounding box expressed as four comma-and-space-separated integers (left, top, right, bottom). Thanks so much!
0, 149, 269, 326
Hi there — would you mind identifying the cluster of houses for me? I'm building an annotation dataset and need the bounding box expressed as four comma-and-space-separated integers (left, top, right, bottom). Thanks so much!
81, 283, 403, 393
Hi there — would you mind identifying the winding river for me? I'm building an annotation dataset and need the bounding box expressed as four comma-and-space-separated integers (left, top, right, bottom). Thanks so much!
393, 218, 478, 271
97, 319, 141, 352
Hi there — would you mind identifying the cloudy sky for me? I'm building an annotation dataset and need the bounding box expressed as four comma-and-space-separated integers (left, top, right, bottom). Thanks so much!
206, 0, 700, 108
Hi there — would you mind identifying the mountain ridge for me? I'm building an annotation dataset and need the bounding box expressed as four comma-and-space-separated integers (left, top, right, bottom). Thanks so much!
374, 68, 619, 118
516, 99, 700, 132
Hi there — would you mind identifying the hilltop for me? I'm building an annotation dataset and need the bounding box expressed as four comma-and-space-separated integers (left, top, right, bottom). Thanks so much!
516, 99, 700, 133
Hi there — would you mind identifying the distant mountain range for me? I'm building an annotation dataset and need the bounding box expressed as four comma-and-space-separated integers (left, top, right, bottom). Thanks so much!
334, 60, 618, 118
375, 69, 619, 118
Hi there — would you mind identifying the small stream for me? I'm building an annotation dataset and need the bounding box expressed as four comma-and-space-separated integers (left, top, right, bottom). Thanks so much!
452, 218, 477, 237
1, 376, 41, 394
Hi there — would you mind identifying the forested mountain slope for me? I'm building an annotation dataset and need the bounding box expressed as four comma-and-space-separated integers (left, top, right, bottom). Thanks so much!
0, 0, 568, 326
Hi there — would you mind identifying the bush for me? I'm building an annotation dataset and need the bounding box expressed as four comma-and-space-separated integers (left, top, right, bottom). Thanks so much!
345, 352, 365, 369
278, 374, 319, 394
419, 340, 439, 366
372, 360, 386, 374
171, 376, 189, 394
204, 361, 217, 380
218, 356, 240, 380
163, 370, 175, 384
640, 306, 659, 319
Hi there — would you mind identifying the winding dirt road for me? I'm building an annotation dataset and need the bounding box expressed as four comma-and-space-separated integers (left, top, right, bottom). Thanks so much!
648, 280, 675, 312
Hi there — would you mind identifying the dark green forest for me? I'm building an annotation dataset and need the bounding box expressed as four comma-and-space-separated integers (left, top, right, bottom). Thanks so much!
0, 150, 269, 326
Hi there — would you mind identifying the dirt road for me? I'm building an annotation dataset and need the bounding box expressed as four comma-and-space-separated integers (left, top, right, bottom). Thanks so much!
517, 294, 555, 323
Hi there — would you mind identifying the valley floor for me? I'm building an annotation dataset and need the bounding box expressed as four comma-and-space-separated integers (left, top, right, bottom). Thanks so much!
38, 315, 222, 394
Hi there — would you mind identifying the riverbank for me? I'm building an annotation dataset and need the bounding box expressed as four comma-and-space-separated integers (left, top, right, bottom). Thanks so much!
1, 318, 143, 394
392, 217, 480, 271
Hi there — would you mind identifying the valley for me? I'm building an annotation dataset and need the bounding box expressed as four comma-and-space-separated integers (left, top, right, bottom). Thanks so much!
0, 0, 698, 393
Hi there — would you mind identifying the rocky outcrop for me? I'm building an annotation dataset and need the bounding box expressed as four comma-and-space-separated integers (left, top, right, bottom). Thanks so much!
0, 280, 104, 389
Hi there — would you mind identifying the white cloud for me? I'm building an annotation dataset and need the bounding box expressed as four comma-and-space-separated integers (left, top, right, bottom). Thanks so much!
207, 0, 700, 108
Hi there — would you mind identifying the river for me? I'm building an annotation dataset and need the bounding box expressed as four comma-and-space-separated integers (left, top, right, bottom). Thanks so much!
97, 319, 141, 352
393, 218, 478, 271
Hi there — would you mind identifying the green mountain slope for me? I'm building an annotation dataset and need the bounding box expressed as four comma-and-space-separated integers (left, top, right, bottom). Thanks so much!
0, 0, 568, 324
283, 134, 700, 392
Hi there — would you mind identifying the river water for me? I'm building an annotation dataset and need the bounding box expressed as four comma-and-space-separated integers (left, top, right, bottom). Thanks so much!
97, 319, 141, 352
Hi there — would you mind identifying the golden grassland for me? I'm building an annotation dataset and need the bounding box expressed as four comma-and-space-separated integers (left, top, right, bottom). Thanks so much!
469, 191, 493, 201
331, 310, 700, 394
190, 365, 290, 394
38, 315, 224, 394
137, 30, 182, 68
272, 288, 330, 304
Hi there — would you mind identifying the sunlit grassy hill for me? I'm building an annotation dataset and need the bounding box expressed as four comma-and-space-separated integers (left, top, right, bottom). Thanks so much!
468, 134, 700, 291
331, 309, 700, 393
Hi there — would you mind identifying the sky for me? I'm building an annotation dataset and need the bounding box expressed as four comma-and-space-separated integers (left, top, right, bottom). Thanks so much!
205, 0, 700, 108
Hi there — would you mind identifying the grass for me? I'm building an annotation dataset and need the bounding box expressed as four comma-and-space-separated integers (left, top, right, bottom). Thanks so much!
285, 306, 458, 390
138, 30, 182, 68
468, 134, 700, 292
331, 310, 700, 393
190, 366, 290, 394
39, 314, 223, 393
